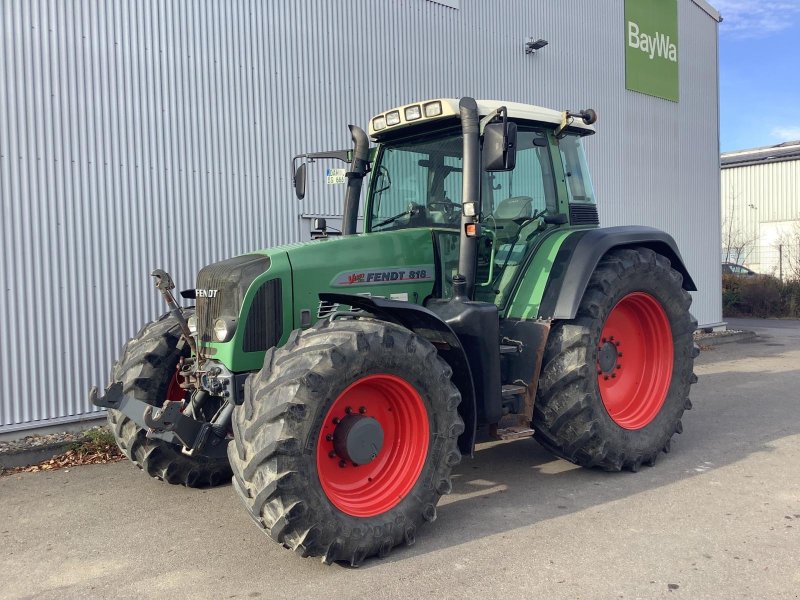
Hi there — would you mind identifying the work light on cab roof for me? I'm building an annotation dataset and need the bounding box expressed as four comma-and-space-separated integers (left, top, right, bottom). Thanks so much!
368, 98, 598, 139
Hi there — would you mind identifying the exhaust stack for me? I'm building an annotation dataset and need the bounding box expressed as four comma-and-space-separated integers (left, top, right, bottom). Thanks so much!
457, 97, 480, 298
342, 125, 370, 235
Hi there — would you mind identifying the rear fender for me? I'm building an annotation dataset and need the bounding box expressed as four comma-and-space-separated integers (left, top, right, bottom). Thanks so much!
319, 293, 477, 456
538, 226, 697, 320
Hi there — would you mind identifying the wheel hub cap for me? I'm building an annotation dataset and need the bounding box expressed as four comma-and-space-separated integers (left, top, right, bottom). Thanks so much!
597, 339, 620, 374
332, 415, 384, 466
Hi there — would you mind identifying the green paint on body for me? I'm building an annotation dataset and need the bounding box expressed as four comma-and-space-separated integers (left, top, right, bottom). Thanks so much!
201, 229, 435, 372
198, 252, 294, 372
505, 229, 575, 320
287, 228, 436, 325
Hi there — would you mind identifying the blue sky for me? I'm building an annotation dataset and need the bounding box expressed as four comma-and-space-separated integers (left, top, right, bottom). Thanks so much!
716, 1, 800, 152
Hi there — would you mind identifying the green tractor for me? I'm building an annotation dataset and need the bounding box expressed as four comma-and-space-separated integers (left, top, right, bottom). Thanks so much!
91, 97, 698, 565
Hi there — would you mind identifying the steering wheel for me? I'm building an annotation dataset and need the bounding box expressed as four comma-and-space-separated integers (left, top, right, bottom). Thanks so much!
427, 199, 462, 224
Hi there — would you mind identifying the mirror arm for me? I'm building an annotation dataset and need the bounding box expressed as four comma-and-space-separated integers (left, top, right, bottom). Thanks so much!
479, 106, 507, 136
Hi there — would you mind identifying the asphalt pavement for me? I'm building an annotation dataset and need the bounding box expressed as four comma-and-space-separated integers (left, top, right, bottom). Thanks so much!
2, 319, 799, 599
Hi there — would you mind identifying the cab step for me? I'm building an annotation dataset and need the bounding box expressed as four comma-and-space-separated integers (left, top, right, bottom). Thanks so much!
489, 424, 535, 441
501, 384, 527, 398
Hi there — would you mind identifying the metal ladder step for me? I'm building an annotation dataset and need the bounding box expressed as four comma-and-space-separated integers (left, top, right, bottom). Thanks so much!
499, 344, 519, 354
492, 425, 535, 441
501, 384, 527, 398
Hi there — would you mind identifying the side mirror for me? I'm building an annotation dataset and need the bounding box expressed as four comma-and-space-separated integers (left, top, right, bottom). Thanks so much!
294, 163, 307, 200
483, 121, 517, 172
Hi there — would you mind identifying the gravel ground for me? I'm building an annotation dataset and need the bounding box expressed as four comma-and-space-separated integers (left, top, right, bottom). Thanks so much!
693, 328, 744, 340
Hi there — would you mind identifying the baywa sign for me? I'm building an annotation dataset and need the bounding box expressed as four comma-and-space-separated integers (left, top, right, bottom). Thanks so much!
625, 0, 679, 102
628, 21, 677, 62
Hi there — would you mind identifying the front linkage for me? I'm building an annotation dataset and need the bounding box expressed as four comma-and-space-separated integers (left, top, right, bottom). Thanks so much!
89, 269, 231, 459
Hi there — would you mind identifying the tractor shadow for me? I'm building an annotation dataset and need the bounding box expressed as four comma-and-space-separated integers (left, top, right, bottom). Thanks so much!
368, 344, 800, 568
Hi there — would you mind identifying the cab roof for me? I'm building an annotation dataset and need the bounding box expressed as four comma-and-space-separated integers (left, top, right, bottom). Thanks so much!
368, 98, 596, 140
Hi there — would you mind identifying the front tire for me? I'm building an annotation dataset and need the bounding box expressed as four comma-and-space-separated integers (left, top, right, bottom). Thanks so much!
229, 318, 463, 565
108, 311, 232, 487
533, 247, 698, 472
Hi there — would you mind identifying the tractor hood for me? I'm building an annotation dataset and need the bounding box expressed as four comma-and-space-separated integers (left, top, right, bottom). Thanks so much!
196, 228, 439, 372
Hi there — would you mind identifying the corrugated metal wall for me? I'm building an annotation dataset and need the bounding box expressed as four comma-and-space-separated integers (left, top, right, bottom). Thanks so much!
721, 159, 800, 273
0, 0, 721, 432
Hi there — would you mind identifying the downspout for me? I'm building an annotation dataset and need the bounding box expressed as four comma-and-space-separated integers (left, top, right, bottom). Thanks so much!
458, 97, 481, 297
342, 125, 370, 235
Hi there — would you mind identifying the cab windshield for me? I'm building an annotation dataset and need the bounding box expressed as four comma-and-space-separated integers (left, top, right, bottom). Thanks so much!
367, 128, 558, 233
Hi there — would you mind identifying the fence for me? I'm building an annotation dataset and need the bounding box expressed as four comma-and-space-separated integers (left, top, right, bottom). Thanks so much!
722, 244, 800, 281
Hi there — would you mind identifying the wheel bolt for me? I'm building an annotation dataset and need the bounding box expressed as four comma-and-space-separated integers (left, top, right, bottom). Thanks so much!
338, 460, 346, 468
332, 417, 341, 425
602, 337, 607, 343
326, 434, 333, 441
609, 336, 615, 341
616, 364, 622, 369
618, 352, 623, 357
597, 370, 602, 376
328, 450, 336, 458
615, 341, 621, 347
611, 373, 616, 378
604, 375, 609, 380
359, 406, 367, 414
345, 406, 353, 415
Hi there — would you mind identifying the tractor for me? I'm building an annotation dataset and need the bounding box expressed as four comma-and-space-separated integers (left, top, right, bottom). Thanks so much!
91, 97, 698, 566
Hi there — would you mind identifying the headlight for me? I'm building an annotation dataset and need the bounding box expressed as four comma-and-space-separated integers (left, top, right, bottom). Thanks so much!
385, 111, 401, 126
213, 317, 237, 342
187, 315, 198, 335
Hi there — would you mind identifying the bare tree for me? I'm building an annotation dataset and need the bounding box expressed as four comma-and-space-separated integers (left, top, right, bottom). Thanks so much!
721, 189, 756, 265
776, 221, 800, 281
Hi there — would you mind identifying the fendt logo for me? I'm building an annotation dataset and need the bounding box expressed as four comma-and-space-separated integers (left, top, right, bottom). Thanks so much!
196, 289, 219, 298
627, 20, 677, 62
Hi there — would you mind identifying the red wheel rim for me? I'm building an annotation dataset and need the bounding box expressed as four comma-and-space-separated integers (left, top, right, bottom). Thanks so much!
597, 292, 673, 430
316, 374, 429, 517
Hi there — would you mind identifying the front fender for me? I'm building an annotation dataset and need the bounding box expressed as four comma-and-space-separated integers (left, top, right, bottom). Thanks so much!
319, 293, 477, 456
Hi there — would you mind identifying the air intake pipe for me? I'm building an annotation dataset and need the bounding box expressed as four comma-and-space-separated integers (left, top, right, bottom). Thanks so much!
457, 97, 480, 298
342, 125, 370, 235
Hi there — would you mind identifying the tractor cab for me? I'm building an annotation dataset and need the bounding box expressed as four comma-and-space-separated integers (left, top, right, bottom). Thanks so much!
359, 99, 598, 304
293, 99, 599, 307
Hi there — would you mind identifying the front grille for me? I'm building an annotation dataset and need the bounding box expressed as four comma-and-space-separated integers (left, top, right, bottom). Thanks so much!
196, 254, 271, 342
243, 279, 283, 352
569, 203, 600, 226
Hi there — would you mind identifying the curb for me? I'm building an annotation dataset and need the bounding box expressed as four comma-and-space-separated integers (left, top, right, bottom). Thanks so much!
0, 441, 75, 470
696, 330, 757, 347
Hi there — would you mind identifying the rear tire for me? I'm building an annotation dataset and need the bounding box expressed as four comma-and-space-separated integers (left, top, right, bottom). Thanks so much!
108, 311, 232, 487
533, 247, 698, 472
229, 318, 463, 565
